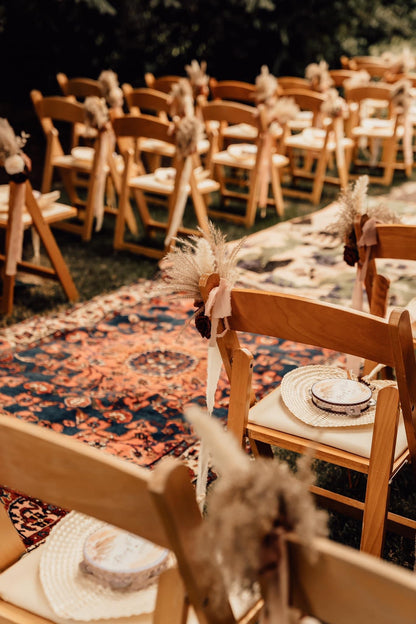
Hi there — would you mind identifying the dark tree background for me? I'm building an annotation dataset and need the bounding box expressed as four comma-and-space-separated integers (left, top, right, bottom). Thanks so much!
1, 0, 416, 148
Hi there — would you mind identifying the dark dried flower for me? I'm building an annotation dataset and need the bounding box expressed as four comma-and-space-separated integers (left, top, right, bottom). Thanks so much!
194, 305, 211, 339
343, 244, 359, 267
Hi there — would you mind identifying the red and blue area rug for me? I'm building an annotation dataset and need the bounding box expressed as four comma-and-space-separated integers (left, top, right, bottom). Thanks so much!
0, 280, 335, 548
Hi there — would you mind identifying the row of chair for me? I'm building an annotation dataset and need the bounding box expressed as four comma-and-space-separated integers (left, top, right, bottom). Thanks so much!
49, 70, 416, 229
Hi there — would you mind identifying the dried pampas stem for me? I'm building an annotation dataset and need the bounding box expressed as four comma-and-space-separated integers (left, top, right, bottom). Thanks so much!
186, 406, 327, 615
169, 79, 194, 118
185, 59, 209, 96
255, 65, 279, 104
305, 60, 333, 93
84, 97, 109, 131
0, 119, 29, 176
98, 70, 124, 108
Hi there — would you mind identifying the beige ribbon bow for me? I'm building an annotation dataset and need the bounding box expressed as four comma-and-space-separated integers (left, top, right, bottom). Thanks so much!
257, 131, 273, 218
92, 128, 114, 232
347, 217, 378, 374
196, 277, 232, 505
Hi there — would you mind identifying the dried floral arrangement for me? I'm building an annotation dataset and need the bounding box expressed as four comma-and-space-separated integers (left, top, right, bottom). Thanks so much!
305, 60, 333, 93
186, 405, 327, 622
329, 175, 400, 266
391, 78, 412, 114
320, 88, 348, 119
168, 79, 194, 118
174, 114, 204, 158
382, 47, 416, 76
255, 65, 279, 105
343, 69, 371, 90
156, 222, 245, 338
185, 59, 209, 98
83, 96, 109, 133
0, 118, 30, 182
98, 70, 124, 109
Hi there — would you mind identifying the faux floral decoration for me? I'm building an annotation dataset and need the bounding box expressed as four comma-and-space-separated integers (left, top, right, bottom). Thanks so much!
268, 96, 300, 126
305, 60, 333, 93
84, 97, 109, 133
186, 405, 327, 621
329, 175, 400, 266
98, 70, 124, 109
0, 118, 29, 182
255, 65, 279, 105
343, 69, 371, 90
168, 79, 194, 119
185, 59, 209, 97
174, 114, 204, 158
382, 47, 416, 76
156, 222, 245, 337
391, 78, 412, 115
320, 88, 348, 119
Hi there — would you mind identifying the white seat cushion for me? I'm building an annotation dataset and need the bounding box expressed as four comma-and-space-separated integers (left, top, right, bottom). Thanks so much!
0, 546, 199, 624
249, 385, 408, 460
52, 154, 111, 175
213, 147, 288, 170
285, 130, 354, 152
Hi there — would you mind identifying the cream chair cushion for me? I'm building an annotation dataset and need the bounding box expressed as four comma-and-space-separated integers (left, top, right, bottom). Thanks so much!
249, 384, 407, 459
0, 546, 200, 624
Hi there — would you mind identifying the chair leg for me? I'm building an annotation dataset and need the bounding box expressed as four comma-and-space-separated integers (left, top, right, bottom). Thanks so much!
311, 151, 329, 205
228, 348, 254, 446
360, 386, 400, 556
189, 176, 210, 238
270, 163, 285, 217
380, 137, 397, 186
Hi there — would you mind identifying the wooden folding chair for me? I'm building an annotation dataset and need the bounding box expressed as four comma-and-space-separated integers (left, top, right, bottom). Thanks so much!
144, 73, 184, 94
56, 72, 103, 99
278, 76, 312, 91
200, 100, 288, 227
199, 272, 416, 558
206, 79, 270, 148
343, 56, 393, 78
345, 83, 412, 184
31, 89, 137, 242
0, 414, 263, 624
112, 114, 218, 258
354, 215, 416, 347
282, 88, 353, 205
56, 73, 103, 149
121, 85, 210, 171
209, 78, 257, 104
329, 69, 359, 89
286, 531, 416, 624
0, 414, 416, 623
0, 180, 78, 315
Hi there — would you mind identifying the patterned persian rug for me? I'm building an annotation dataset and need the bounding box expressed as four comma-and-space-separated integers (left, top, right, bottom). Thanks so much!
2, 181, 416, 550
0, 281, 335, 548
236, 184, 416, 309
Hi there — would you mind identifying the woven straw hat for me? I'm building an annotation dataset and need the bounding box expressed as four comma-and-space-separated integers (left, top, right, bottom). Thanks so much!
39, 511, 170, 621
280, 365, 396, 427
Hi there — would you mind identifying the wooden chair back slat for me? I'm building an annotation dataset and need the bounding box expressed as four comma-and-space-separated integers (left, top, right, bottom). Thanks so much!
278, 76, 311, 91
288, 533, 416, 624
112, 114, 175, 145
0, 415, 170, 549
200, 100, 259, 127
122, 86, 171, 115
144, 73, 184, 94
227, 287, 398, 367
32, 93, 87, 126
209, 78, 256, 104
370, 224, 416, 260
